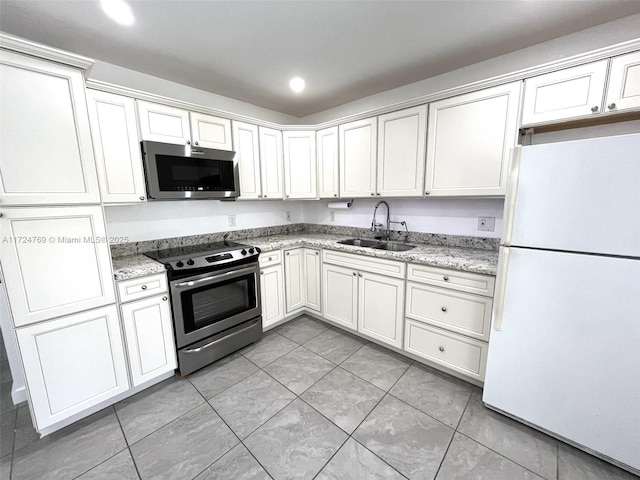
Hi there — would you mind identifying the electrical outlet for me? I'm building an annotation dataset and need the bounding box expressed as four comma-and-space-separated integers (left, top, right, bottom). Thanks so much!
286, 211, 291, 222
330, 211, 336, 222
478, 216, 495, 232
228, 215, 236, 227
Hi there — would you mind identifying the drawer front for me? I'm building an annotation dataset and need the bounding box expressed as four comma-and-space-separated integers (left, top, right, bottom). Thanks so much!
118, 273, 168, 303
259, 250, 282, 267
407, 264, 495, 296
404, 320, 488, 381
406, 283, 492, 341
323, 250, 405, 279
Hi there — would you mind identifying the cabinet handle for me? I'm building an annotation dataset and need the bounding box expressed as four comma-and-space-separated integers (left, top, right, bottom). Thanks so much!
438, 346, 445, 352
441, 306, 447, 312
258, 194, 262, 198
358, 273, 362, 277
425, 191, 430, 195
264, 195, 268, 198
186, 140, 191, 145
443, 276, 449, 281
268, 256, 272, 261
590, 105, 599, 113
334, 194, 338, 197
162, 296, 168, 301
139, 196, 145, 201
608, 103, 617, 110
286, 195, 290, 198
376, 193, 380, 196
261, 271, 264, 275
141, 285, 147, 290
353, 272, 357, 276
286, 252, 290, 256
194, 141, 199, 145
315, 251, 319, 255
370, 193, 374, 196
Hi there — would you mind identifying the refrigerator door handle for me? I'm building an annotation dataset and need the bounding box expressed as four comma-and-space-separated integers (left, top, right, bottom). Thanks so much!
502, 147, 522, 247
492, 246, 510, 331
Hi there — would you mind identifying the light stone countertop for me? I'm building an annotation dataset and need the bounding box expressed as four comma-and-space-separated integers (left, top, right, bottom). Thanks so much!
111, 233, 498, 280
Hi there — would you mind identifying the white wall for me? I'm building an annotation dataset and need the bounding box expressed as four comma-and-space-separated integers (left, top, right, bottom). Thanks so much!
89, 61, 298, 125
104, 200, 304, 242
301, 14, 640, 124
303, 198, 504, 238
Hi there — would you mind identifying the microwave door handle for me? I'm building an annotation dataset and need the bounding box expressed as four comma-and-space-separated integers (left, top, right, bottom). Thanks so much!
173, 265, 256, 289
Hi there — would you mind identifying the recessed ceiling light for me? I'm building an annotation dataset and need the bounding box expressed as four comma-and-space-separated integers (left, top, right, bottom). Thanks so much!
101, 0, 135, 26
289, 77, 305, 93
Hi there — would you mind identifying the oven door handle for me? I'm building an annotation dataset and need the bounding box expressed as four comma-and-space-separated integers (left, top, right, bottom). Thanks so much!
182, 319, 260, 354
173, 265, 256, 289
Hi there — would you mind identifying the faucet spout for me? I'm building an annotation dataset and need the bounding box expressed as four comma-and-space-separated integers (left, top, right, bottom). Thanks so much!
371, 200, 391, 241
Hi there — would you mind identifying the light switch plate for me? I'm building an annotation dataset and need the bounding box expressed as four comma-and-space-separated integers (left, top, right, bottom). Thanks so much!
228, 215, 236, 227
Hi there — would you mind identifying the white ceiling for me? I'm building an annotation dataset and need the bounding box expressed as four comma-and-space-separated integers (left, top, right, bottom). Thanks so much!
1, 1, 640, 118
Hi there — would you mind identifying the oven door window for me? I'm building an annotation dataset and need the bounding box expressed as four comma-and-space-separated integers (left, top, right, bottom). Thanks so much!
156, 155, 235, 192
181, 273, 256, 333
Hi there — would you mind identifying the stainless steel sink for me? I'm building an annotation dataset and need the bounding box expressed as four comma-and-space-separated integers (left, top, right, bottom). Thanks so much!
337, 238, 383, 247
371, 242, 416, 252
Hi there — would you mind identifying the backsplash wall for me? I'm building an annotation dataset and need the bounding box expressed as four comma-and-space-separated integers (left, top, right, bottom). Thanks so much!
303, 197, 504, 239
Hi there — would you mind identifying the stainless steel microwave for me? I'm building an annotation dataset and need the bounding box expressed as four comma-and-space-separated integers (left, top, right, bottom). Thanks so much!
141, 141, 239, 200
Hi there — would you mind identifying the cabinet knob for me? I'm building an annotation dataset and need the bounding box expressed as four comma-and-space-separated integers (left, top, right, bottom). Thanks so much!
607, 103, 617, 110
186, 140, 191, 145
261, 271, 264, 275
590, 105, 599, 113
139, 196, 145, 201
268, 256, 272, 261
315, 251, 319, 255
441, 306, 447, 312
334, 194, 338, 197
353, 272, 357, 276
370, 193, 374, 196
258, 194, 262, 198
286, 252, 290, 255
194, 141, 199, 145
443, 276, 449, 281
141, 285, 147, 290
286, 195, 290, 198
376, 193, 381, 196
425, 191, 430, 195
438, 346, 445, 352
358, 273, 362, 277
264, 195, 267, 198
162, 296, 168, 301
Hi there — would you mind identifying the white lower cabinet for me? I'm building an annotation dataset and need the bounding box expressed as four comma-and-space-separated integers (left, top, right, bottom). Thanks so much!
260, 251, 285, 329
16, 305, 130, 431
284, 248, 321, 314
303, 249, 321, 312
322, 251, 404, 348
120, 294, 176, 387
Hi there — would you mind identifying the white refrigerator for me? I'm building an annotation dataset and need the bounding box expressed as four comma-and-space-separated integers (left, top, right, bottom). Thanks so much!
483, 133, 640, 475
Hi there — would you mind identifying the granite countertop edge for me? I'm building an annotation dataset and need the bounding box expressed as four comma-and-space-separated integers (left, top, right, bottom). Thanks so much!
112, 233, 498, 280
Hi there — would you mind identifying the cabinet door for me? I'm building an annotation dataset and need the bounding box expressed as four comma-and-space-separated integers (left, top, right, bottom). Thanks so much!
121, 294, 176, 387
283, 131, 317, 199
258, 127, 284, 200
303, 249, 321, 312
86, 90, 146, 204
521, 60, 608, 126
16, 305, 129, 431
605, 51, 640, 113
284, 249, 304, 313
260, 264, 285, 329
322, 263, 357, 331
0, 206, 116, 326
190, 112, 232, 150
377, 105, 427, 197
425, 82, 520, 196
232, 121, 262, 199
137, 101, 190, 145
317, 127, 339, 199
358, 272, 404, 348
0, 50, 100, 205
339, 118, 377, 198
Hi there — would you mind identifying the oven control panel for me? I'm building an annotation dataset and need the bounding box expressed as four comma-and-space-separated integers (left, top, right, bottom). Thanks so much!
167, 246, 261, 271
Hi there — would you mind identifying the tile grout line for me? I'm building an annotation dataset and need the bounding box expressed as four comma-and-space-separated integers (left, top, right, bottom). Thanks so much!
431, 391, 473, 480
99, 406, 142, 480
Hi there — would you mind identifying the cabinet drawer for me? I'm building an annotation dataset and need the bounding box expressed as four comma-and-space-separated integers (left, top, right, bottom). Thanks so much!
406, 283, 492, 341
259, 250, 282, 267
118, 273, 168, 303
323, 250, 405, 279
407, 264, 495, 296
404, 320, 488, 381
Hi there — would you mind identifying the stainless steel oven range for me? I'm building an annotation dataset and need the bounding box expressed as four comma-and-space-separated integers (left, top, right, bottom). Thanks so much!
145, 241, 262, 375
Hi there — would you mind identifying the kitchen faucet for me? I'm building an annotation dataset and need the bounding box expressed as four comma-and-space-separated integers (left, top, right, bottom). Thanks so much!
371, 200, 391, 241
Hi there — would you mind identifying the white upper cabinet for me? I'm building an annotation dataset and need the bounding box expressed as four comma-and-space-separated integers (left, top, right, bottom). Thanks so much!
258, 127, 284, 200
339, 118, 377, 198
232, 121, 262, 199
283, 131, 317, 199
0, 206, 116, 326
377, 105, 427, 197
521, 60, 608, 126
0, 50, 100, 205
425, 82, 521, 197
86, 90, 147, 204
137, 101, 191, 145
16, 305, 129, 431
605, 51, 640, 113
189, 112, 232, 150
317, 127, 339, 199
